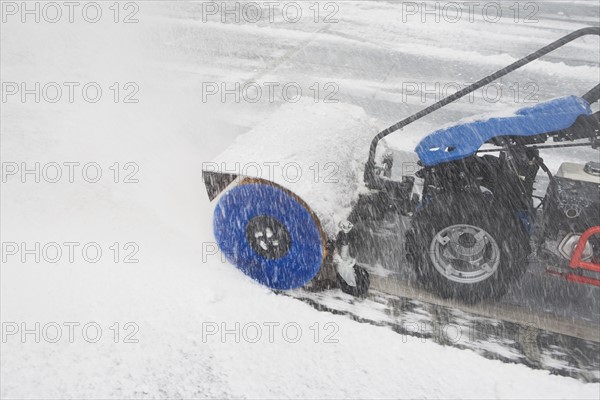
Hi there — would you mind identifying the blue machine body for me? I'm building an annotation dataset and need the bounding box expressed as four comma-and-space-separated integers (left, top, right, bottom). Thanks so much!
415, 96, 592, 167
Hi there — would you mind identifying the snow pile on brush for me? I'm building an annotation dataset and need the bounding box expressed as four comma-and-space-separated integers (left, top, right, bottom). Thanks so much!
211, 99, 378, 236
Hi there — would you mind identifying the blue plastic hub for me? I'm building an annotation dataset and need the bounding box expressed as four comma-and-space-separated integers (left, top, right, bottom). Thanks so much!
213, 183, 324, 290
416, 96, 592, 166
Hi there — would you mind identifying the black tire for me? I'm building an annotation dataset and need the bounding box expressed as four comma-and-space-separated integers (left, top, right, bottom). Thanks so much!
337, 265, 370, 298
405, 192, 529, 303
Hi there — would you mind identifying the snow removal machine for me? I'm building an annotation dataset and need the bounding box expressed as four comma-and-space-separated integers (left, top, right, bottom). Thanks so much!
203, 27, 600, 303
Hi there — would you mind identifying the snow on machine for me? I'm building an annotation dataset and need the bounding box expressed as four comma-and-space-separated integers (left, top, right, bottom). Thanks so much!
203, 27, 600, 303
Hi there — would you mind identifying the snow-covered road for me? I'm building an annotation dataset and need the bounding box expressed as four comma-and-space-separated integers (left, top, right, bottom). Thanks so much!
2, 1, 599, 398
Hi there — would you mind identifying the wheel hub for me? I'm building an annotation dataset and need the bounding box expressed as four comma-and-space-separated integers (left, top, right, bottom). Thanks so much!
246, 215, 291, 259
429, 224, 500, 284
458, 233, 476, 248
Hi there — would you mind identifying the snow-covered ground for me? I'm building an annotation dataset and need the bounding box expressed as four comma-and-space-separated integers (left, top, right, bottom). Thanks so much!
2, 1, 599, 398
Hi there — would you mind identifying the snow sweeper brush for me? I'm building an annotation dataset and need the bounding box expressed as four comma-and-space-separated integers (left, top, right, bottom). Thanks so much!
204, 27, 600, 302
